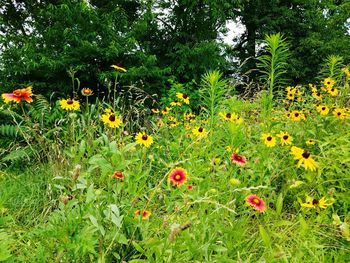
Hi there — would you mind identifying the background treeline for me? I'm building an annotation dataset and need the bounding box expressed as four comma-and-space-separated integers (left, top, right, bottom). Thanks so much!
0, 0, 349, 97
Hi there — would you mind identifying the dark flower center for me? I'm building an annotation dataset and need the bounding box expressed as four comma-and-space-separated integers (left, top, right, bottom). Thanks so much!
142, 134, 148, 140
302, 151, 310, 159
226, 113, 231, 118
283, 135, 289, 140
317, 92, 320, 96
198, 127, 203, 132
109, 114, 116, 121
182, 94, 188, 99
327, 81, 331, 85
337, 112, 341, 116
322, 107, 326, 110
67, 100, 73, 105
294, 113, 299, 117
267, 136, 272, 141
312, 199, 319, 205
331, 88, 334, 92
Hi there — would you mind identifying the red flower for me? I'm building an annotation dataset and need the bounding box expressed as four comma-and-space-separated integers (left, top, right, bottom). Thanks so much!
169, 167, 188, 186
231, 153, 247, 167
134, 210, 151, 220
112, 171, 124, 180
2, 86, 33, 103
187, 185, 193, 190
245, 194, 266, 212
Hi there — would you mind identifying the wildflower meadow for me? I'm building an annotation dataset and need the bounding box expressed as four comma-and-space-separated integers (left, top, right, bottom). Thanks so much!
0, 2, 350, 262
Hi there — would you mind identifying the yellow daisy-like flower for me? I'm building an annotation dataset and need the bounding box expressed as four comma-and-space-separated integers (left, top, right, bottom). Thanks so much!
135, 132, 154, 147
289, 110, 306, 121
219, 112, 236, 122
308, 84, 318, 93
234, 115, 244, 124
184, 112, 196, 121
290, 146, 317, 171
300, 196, 334, 209
161, 107, 171, 115
261, 133, 276, 147
286, 86, 296, 95
170, 101, 182, 107
101, 110, 123, 128
327, 87, 338, 96
312, 91, 323, 101
192, 127, 207, 138
111, 64, 127, 72
277, 131, 293, 146
342, 67, 350, 77
316, 105, 329, 116
333, 108, 347, 120
306, 139, 316, 145
323, 77, 335, 88
59, 98, 80, 111
151, 108, 160, 113
176, 92, 190, 104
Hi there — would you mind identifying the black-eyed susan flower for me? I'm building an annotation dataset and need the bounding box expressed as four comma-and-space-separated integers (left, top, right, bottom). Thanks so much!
176, 92, 190, 104
234, 115, 244, 124
316, 105, 329, 116
333, 108, 347, 120
277, 131, 293, 146
170, 101, 182, 107
192, 127, 207, 138
290, 146, 317, 171
111, 64, 127, 72
169, 167, 188, 186
184, 112, 196, 121
230, 153, 247, 167
327, 87, 338, 96
323, 77, 335, 88
219, 112, 235, 121
81, 87, 93, 96
101, 109, 122, 128
59, 98, 80, 111
135, 132, 154, 147
134, 210, 151, 220
309, 84, 318, 93
261, 133, 276, 147
2, 86, 33, 103
312, 91, 323, 101
342, 67, 350, 77
290, 110, 306, 121
306, 139, 316, 145
245, 195, 266, 212
161, 107, 171, 115
300, 196, 334, 209
113, 171, 124, 180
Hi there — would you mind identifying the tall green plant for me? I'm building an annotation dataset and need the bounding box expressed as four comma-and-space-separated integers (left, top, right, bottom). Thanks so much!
200, 70, 228, 130
257, 33, 290, 113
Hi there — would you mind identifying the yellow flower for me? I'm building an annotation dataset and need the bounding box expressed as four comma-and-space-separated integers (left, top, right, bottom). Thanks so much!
289, 110, 306, 121
59, 98, 80, 111
151, 108, 160, 113
333, 108, 347, 120
301, 196, 334, 209
261, 133, 276, 147
176, 92, 190, 104
327, 87, 338, 96
312, 91, 323, 101
225, 146, 232, 153
101, 110, 123, 128
308, 84, 318, 93
323, 77, 335, 88
170, 101, 182, 107
290, 146, 317, 171
342, 67, 350, 77
306, 139, 316, 145
184, 112, 196, 121
192, 127, 207, 138
316, 105, 329, 116
229, 178, 241, 186
111, 64, 127, 72
161, 107, 171, 115
277, 131, 293, 145
219, 112, 235, 121
135, 132, 154, 147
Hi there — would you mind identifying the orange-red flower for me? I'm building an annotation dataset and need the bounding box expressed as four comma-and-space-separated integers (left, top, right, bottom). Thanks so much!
245, 194, 266, 212
2, 86, 33, 103
230, 153, 247, 167
113, 171, 124, 180
134, 210, 151, 220
169, 167, 188, 186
